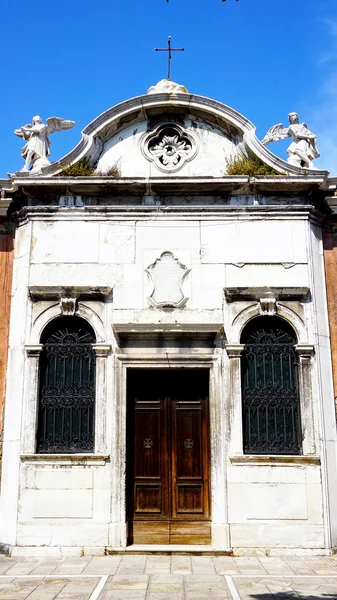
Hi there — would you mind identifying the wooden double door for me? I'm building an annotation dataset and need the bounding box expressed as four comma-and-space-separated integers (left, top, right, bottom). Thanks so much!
126, 369, 211, 545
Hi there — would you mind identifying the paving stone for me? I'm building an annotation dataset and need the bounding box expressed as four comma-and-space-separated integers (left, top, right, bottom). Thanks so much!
56, 578, 98, 591
212, 557, 239, 575
0, 559, 20, 575
295, 591, 333, 598
54, 590, 91, 600
30, 564, 65, 575
151, 575, 183, 583
149, 583, 183, 592
184, 574, 222, 582
234, 557, 268, 575
0, 579, 39, 599
100, 591, 147, 599
191, 556, 216, 575
185, 581, 230, 598
5, 561, 42, 576
53, 562, 90, 575
286, 577, 333, 586
116, 557, 147, 575
21, 581, 66, 600
145, 557, 171, 575
302, 557, 337, 575
234, 579, 274, 599
83, 556, 121, 575
283, 556, 316, 575
147, 594, 183, 600
2, 555, 337, 599
185, 591, 228, 596
171, 556, 192, 574
312, 585, 337, 595
258, 557, 295, 575
0, 576, 99, 600
108, 573, 149, 581
54, 578, 98, 599
185, 597, 231, 600
107, 579, 148, 590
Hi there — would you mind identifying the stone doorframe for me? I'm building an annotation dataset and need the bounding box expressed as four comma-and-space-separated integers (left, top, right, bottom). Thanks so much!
112, 353, 229, 549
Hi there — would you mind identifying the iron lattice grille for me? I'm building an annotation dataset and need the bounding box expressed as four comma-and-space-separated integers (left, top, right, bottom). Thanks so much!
241, 323, 302, 455
37, 325, 96, 453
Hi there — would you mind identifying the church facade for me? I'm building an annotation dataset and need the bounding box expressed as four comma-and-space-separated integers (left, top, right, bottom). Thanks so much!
1, 82, 337, 555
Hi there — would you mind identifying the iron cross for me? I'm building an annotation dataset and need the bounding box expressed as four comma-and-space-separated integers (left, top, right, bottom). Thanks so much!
154, 36, 184, 80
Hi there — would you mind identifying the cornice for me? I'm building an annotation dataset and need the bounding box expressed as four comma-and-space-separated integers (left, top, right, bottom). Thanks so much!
12, 204, 319, 226
2, 176, 329, 206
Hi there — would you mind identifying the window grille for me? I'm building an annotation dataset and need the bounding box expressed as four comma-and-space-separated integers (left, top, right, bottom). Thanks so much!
241, 317, 302, 455
37, 317, 96, 453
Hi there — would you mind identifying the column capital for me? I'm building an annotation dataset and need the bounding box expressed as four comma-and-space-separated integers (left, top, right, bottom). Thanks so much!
295, 344, 315, 355
295, 344, 315, 364
25, 344, 43, 357
92, 343, 112, 357
225, 344, 245, 358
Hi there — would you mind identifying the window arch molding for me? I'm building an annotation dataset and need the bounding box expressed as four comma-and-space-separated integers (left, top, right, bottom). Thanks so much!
230, 301, 306, 346
30, 301, 106, 345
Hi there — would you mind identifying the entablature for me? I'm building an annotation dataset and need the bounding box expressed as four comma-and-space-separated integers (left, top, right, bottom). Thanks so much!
5, 175, 328, 197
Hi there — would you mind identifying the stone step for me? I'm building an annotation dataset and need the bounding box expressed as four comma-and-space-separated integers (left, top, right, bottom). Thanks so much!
106, 545, 233, 555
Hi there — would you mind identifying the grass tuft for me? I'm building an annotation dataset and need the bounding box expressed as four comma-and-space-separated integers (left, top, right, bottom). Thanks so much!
57, 161, 120, 177
226, 155, 281, 177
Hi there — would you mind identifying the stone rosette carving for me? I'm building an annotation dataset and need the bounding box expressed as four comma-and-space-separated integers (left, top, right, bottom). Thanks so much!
146, 251, 190, 308
142, 123, 198, 173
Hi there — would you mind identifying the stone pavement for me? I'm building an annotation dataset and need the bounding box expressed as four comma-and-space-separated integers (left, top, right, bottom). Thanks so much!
1, 554, 337, 599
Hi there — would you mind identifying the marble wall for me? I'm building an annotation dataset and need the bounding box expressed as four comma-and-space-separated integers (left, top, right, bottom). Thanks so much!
1, 202, 336, 555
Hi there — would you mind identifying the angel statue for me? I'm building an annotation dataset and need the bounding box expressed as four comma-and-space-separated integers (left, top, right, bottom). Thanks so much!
14, 116, 75, 173
261, 112, 320, 169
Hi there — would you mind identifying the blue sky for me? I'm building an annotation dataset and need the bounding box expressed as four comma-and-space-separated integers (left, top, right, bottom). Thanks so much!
1, 0, 337, 176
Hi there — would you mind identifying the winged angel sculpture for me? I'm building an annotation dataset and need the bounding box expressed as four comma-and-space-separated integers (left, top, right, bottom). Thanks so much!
261, 112, 320, 169
14, 116, 75, 173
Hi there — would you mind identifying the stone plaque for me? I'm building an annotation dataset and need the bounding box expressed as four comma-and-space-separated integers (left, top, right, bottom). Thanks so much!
146, 251, 189, 308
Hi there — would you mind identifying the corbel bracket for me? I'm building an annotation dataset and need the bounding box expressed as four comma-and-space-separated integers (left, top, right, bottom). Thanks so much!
259, 297, 277, 316
60, 297, 77, 316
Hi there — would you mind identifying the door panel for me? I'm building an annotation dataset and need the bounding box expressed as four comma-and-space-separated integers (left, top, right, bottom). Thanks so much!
171, 401, 209, 521
176, 485, 204, 513
127, 369, 211, 545
133, 398, 169, 520
174, 406, 203, 478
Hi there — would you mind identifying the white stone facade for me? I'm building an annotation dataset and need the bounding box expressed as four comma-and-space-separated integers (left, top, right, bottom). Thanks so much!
0, 89, 337, 556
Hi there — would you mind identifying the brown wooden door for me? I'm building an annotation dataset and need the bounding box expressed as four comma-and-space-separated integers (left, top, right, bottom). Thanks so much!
126, 369, 211, 545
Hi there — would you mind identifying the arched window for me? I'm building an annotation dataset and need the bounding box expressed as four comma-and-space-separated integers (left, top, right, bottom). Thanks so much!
241, 316, 301, 455
37, 316, 96, 453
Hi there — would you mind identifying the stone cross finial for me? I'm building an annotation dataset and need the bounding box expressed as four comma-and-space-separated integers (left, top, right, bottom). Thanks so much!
154, 36, 184, 80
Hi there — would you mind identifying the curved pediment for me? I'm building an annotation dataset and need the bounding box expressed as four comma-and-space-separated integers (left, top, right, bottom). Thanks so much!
40, 89, 327, 179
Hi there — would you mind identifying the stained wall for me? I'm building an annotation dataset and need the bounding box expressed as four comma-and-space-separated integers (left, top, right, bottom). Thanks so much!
323, 230, 337, 406
0, 224, 14, 483
1, 206, 333, 553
